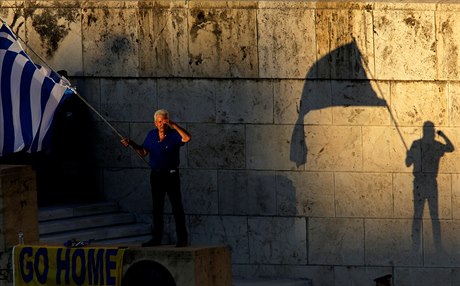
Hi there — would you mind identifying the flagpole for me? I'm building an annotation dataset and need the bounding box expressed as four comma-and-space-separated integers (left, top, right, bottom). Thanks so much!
68, 88, 149, 165
67, 88, 123, 138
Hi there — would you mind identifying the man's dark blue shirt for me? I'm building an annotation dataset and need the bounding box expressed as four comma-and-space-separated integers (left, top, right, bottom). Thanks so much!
142, 128, 184, 170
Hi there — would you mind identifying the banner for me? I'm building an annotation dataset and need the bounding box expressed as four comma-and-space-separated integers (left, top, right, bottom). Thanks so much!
13, 245, 125, 286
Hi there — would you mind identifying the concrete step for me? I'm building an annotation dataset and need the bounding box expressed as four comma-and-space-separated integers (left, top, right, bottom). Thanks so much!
39, 223, 152, 244
38, 202, 152, 245
39, 212, 136, 235
39, 202, 119, 221
96, 234, 152, 246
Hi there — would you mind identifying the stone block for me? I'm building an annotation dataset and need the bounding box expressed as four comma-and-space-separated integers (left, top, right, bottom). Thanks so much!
24, 7, 83, 75
257, 8, 316, 78
394, 267, 452, 286
362, 126, 420, 172
276, 171, 335, 217
373, 10, 436, 80
448, 82, 460, 127
103, 168, 152, 213
189, 215, 249, 264
122, 246, 232, 286
393, 173, 452, 220
216, 80, 274, 124
181, 169, 218, 215
258, 2, 316, 9
274, 80, 332, 125
188, 124, 245, 169
315, 8, 374, 80
246, 125, 302, 171
0, 7, 25, 40
188, 7, 257, 78
304, 125, 362, 171
423, 220, 460, 266
365, 219, 422, 266
433, 127, 460, 173
334, 266, 393, 286
453, 268, 460, 285
100, 79, 157, 122
0, 166, 39, 250
190, 1, 257, 9
232, 265, 333, 286
158, 79, 216, 123
374, 2, 436, 11
452, 174, 460, 219
437, 4, 460, 12
309, 218, 364, 265
138, 6, 189, 77
82, 7, 139, 77
331, 81, 390, 125
436, 12, 460, 80
248, 217, 307, 264
390, 81, 448, 127
90, 121, 130, 167
218, 170, 276, 215
69, 78, 101, 122
335, 172, 393, 218
315, 2, 375, 10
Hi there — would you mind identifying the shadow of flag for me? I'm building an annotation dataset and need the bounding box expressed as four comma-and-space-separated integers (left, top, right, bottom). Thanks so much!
290, 39, 388, 167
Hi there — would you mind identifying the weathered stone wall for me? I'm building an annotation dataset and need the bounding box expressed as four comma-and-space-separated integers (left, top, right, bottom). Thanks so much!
4, 1, 460, 285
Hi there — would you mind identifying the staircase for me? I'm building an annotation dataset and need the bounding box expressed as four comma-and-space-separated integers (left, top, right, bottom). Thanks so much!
38, 202, 152, 246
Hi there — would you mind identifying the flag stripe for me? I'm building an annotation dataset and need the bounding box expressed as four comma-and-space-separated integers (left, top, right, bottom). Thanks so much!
19, 61, 35, 150
11, 50, 27, 150
1, 50, 16, 154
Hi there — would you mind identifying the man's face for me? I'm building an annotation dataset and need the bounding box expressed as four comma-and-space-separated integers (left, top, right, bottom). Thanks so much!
155, 114, 168, 131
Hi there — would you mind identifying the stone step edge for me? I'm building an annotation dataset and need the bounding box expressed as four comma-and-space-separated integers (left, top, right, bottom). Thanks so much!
39, 202, 120, 222
39, 212, 136, 235
39, 223, 152, 243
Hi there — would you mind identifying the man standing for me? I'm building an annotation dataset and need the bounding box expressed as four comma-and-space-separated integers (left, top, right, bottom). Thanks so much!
121, 109, 191, 247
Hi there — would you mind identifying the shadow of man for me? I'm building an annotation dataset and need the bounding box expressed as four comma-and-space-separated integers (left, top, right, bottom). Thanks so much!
406, 121, 454, 251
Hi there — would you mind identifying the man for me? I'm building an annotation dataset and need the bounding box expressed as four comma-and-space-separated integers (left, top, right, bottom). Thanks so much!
121, 109, 191, 247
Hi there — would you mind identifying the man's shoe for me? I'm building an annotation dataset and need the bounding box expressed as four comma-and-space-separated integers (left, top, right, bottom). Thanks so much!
142, 239, 161, 247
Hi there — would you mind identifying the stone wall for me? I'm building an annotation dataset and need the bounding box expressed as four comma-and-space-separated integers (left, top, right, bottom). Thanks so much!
3, 1, 460, 285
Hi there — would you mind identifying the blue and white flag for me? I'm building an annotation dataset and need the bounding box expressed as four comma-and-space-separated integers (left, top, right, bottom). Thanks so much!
0, 22, 71, 156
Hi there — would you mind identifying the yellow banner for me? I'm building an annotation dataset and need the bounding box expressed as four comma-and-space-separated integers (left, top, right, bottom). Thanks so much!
13, 245, 125, 286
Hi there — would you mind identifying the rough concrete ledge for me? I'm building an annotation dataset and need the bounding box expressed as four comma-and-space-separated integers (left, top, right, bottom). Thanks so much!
2, 0, 460, 10
122, 245, 232, 286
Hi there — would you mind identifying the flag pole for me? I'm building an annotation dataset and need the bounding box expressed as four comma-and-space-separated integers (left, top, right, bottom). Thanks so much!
67, 88, 123, 139
68, 88, 149, 165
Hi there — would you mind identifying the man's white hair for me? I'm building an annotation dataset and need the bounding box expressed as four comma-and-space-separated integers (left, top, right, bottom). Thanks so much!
154, 109, 169, 119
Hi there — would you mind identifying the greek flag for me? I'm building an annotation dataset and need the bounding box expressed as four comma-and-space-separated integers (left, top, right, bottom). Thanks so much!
0, 22, 71, 156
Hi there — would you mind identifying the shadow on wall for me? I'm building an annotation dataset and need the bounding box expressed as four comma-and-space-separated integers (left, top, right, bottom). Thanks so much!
406, 121, 454, 252
290, 39, 387, 167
